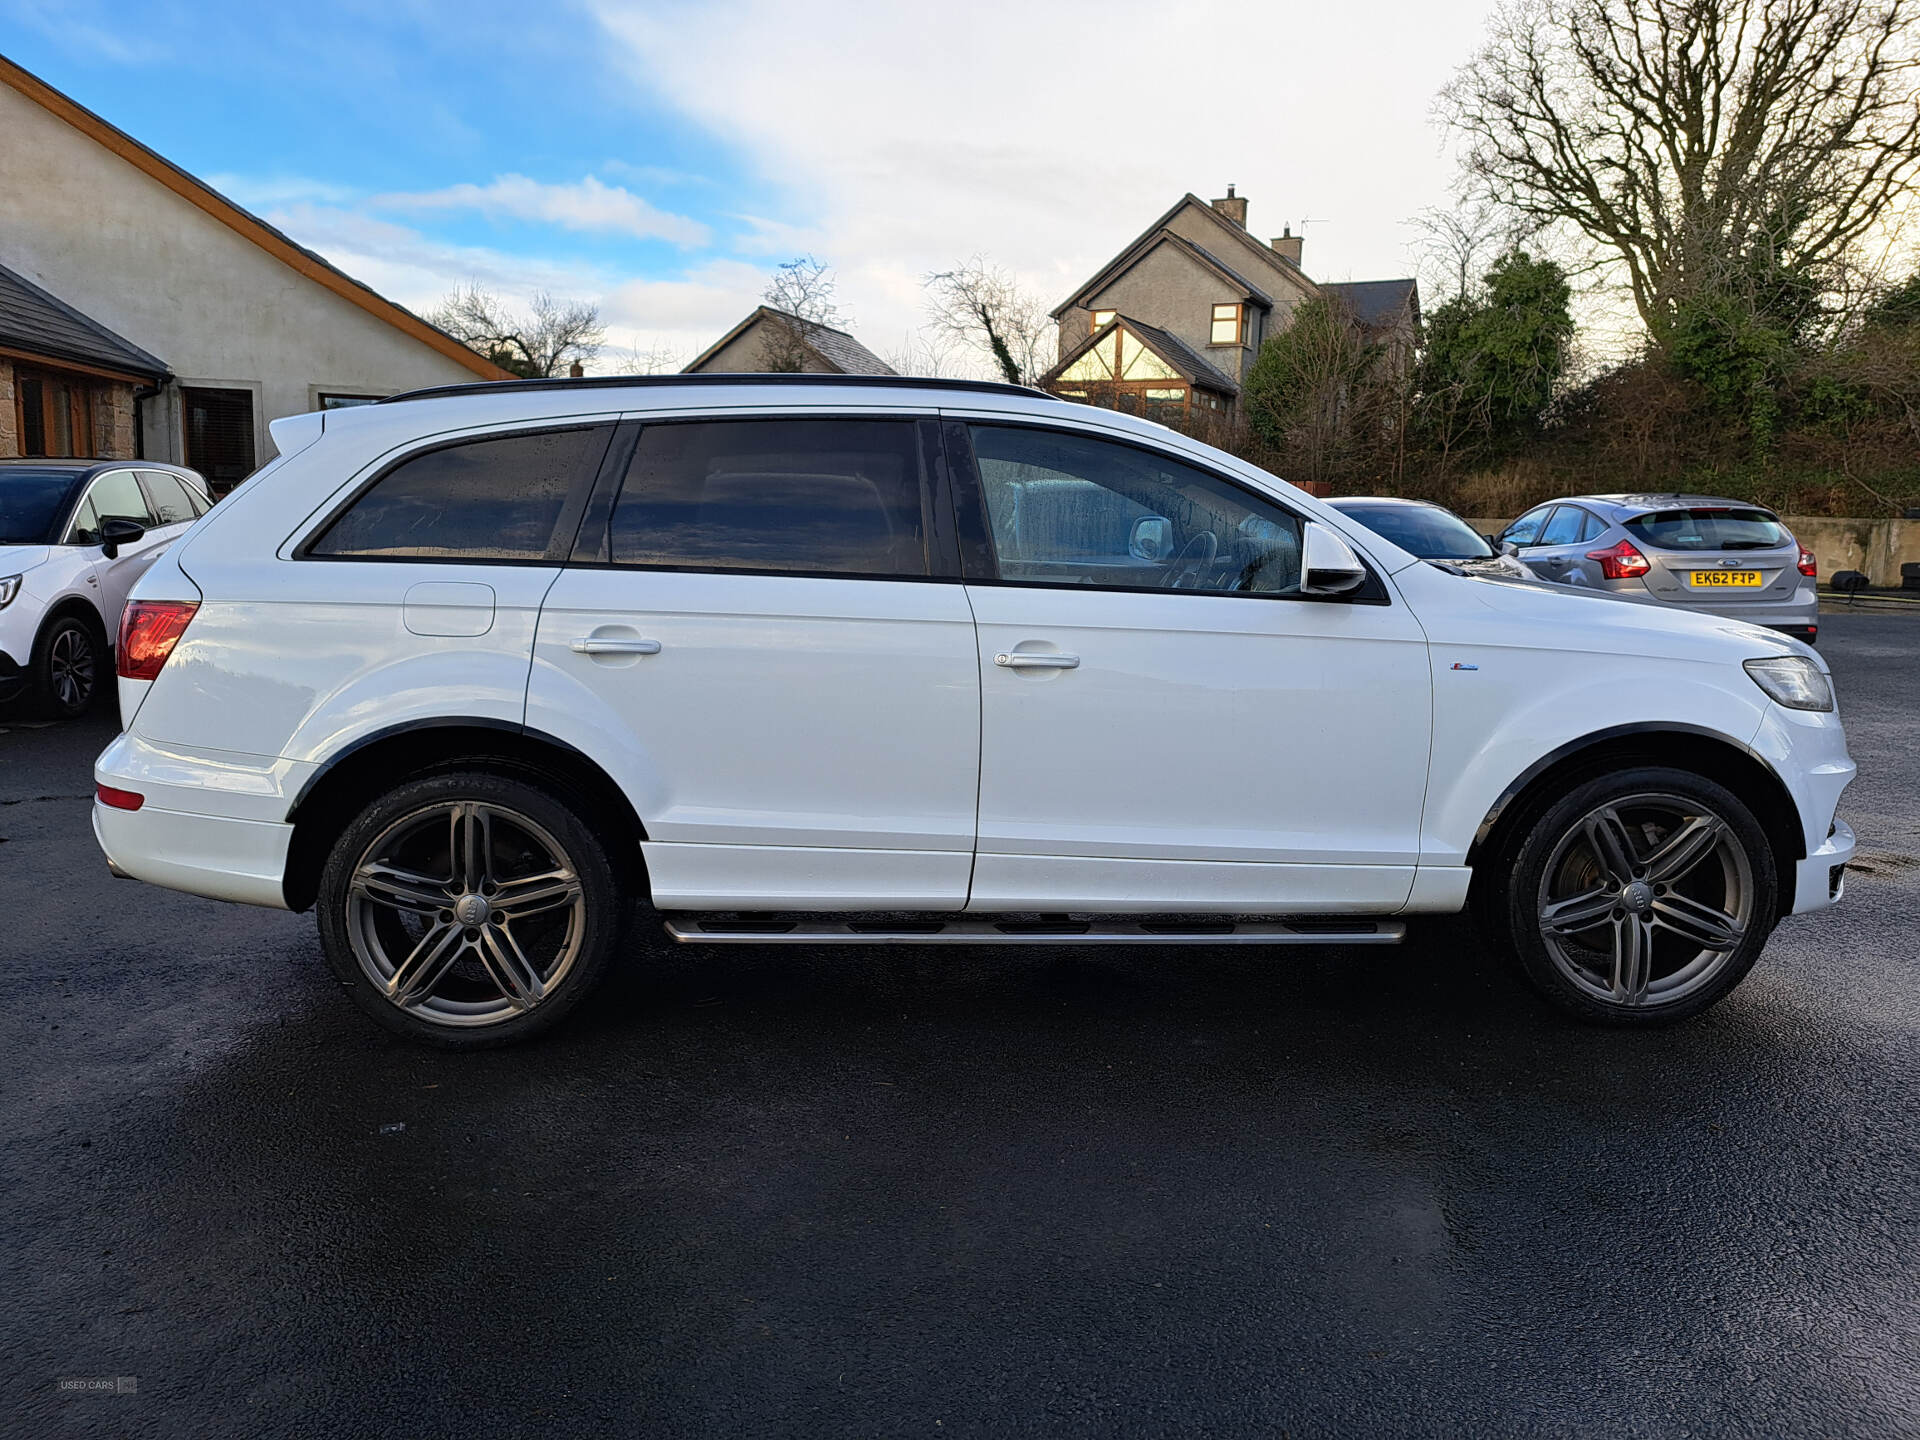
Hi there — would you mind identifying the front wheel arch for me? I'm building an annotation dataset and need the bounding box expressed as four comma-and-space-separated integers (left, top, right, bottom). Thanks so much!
1468, 727, 1804, 920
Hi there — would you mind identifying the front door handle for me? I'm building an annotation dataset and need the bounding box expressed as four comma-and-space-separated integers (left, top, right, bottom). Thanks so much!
994, 651, 1079, 670
570, 637, 661, 655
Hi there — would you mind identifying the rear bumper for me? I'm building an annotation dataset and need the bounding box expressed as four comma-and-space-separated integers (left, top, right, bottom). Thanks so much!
92, 801, 293, 909
92, 729, 308, 909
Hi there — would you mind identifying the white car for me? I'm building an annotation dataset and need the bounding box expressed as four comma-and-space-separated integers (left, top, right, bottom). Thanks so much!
91, 377, 1856, 1046
0, 459, 211, 717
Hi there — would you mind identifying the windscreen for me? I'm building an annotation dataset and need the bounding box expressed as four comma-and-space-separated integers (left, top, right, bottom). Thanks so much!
0, 469, 83, 544
1334, 502, 1493, 559
1624, 508, 1787, 551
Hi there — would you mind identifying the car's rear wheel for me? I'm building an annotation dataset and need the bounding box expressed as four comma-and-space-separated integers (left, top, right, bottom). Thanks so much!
33, 612, 103, 719
1493, 767, 1778, 1025
316, 770, 623, 1047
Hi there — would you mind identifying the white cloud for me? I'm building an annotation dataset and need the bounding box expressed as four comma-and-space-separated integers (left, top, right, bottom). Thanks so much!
253, 203, 757, 373
585, 0, 1497, 350
206, 173, 358, 208
376, 173, 710, 247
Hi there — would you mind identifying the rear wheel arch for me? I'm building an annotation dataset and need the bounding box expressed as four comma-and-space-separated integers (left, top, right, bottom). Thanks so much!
282, 721, 649, 913
1467, 724, 1805, 918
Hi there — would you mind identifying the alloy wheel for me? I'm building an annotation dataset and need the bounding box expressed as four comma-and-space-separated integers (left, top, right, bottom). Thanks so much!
344, 800, 587, 1027
49, 624, 95, 711
1536, 792, 1755, 1008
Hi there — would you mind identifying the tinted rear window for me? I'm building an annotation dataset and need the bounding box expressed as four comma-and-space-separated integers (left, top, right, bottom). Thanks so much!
1624, 508, 1786, 551
606, 419, 929, 577
312, 427, 605, 561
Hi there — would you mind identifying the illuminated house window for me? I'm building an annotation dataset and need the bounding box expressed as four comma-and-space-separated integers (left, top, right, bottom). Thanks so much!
1210, 303, 1243, 345
1090, 309, 1116, 332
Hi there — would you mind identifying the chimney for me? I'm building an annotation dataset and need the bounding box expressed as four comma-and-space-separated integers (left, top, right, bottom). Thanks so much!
567, 360, 584, 378
1210, 183, 1248, 229
1271, 226, 1303, 268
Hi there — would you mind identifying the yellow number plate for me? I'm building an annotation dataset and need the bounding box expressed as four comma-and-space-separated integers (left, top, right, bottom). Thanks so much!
1689, 570, 1762, 587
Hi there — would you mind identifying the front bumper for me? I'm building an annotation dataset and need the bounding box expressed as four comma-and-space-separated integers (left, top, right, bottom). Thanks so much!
0, 649, 27, 705
1794, 817, 1856, 914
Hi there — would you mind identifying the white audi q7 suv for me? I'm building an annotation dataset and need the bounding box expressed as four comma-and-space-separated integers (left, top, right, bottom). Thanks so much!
92, 376, 1856, 1047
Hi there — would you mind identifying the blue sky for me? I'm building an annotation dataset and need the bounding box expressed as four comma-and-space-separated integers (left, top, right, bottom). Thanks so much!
2, 0, 1496, 370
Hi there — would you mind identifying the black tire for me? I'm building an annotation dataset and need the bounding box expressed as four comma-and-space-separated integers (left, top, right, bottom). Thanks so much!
31, 611, 106, 720
316, 769, 623, 1048
1489, 766, 1778, 1026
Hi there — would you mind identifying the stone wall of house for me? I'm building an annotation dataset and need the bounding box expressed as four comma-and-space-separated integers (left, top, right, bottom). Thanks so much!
1078, 240, 1256, 382
0, 360, 16, 457
92, 379, 135, 458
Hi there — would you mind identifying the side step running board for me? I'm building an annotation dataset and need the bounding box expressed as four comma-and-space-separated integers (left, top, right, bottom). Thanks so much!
665, 919, 1405, 946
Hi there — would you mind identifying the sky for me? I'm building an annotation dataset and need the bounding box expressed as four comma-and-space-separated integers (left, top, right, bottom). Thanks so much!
1, 0, 1502, 374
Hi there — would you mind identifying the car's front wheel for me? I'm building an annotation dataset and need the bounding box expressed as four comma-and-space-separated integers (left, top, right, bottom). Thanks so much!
316, 770, 623, 1047
1493, 767, 1778, 1025
33, 612, 104, 719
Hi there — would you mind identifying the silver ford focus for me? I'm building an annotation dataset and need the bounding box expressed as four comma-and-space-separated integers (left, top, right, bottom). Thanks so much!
1494, 495, 1821, 644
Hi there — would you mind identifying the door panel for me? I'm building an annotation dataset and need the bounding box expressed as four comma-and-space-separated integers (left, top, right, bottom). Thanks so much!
528, 570, 980, 908
527, 413, 980, 911
965, 584, 1430, 911
952, 422, 1432, 915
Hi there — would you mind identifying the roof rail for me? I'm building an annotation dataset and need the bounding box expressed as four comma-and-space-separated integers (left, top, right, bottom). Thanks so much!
377, 373, 1049, 405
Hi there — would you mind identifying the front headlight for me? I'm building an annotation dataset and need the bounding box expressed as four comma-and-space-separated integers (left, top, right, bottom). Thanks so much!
1744, 656, 1834, 712
0, 575, 19, 609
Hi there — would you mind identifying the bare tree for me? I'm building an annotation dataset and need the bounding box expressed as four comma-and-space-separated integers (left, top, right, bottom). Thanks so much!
758, 256, 845, 372
608, 337, 686, 375
882, 329, 966, 378
1441, 0, 1920, 345
924, 258, 1055, 385
428, 284, 605, 378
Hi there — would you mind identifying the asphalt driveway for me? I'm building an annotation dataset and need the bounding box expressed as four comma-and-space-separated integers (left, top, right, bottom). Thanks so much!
4, 612, 1917, 1438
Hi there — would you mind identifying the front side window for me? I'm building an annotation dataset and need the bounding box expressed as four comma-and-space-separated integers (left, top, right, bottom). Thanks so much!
81, 471, 155, 538
311, 426, 604, 560
969, 424, 1302, 594
606, 419, 930, 578
1210, 303, 1243, 345
1501, 506, 1554, 547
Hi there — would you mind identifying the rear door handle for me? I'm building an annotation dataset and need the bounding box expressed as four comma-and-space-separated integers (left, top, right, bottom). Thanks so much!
570, 637, 661, 655
994, 652, 1079, 669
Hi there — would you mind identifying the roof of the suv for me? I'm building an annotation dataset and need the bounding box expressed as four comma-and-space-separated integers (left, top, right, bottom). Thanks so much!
379, 373, 1047, 406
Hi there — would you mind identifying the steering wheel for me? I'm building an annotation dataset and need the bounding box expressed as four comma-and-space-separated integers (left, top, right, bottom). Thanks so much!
1162, 530, 1219, 588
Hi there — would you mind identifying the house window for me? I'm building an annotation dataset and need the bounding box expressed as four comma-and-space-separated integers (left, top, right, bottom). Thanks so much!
13, 367, 95, 458
1210, 304, 1244, 346
1090, 309, 1116, 332
182, 386, 257, 494
318, 392, 382, 409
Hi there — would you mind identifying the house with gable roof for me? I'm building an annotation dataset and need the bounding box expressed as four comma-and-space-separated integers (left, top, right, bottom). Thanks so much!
1043, 187, 1418, 424
683, 306, 897, 376
0, 54, 506, 486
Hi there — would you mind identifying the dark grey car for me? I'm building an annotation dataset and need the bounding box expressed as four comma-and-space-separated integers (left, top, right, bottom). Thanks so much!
1495, 494, 1819, 643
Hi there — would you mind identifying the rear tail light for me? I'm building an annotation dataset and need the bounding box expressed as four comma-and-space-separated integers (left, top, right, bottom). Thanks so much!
1798, 545, 1818, 578
118, 600, 199, 681
96, 783, 144, 811
1586, 539, 1652, 580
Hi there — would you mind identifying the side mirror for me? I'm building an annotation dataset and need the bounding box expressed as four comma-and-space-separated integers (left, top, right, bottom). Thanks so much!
1499, 540, 1522, 558
98, 517, 146, 560
1300, 521, 1368, 597
1129, 515, 1174, 562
